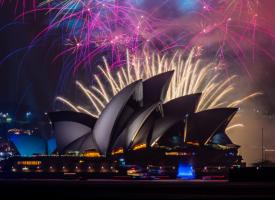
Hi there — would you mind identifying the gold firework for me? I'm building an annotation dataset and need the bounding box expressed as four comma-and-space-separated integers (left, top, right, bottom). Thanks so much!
56, 48, 262, 127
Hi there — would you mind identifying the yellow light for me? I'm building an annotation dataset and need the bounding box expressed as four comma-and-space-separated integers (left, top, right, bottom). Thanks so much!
187, 142, 199, 146
165, 152, 179, 156
112, 147, 123, 155
133, 143, 146, 150
17, 161, 41, 165
84, 149, 100, 157
85, 152, 100, 157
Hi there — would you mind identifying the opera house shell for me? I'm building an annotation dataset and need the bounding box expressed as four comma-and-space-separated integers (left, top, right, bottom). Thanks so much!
6, 71, 243, 178
50, 71, 240, 164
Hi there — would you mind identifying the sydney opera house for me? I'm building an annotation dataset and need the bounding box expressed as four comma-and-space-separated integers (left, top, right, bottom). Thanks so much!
0, 71, 245, 179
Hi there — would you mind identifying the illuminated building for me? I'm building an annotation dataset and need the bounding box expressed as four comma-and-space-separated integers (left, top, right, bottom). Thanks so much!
9, 134, 56, 156
8, 128, 30, 135
0, 71, 245, 179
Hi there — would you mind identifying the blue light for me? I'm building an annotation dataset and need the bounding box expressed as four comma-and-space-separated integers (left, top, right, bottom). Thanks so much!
130, 0, 144, 4
177, 163, 195, 179
192, 153, 195, 155
229, 152, 232, 155
186, 114, 189, 117
120, 158, 124, 162
9, 134, 47, 156
178, 0, 200, 13
47, 138, 57, 155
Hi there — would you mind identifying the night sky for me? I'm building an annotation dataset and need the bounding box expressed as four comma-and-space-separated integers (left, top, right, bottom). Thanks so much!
0, 2, 61, 112
1, 0, 275, 165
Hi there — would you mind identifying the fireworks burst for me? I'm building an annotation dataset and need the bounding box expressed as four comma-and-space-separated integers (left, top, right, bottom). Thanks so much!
2, 0, 274, 77
0, 0, 271, 131
56, 48, 262, 120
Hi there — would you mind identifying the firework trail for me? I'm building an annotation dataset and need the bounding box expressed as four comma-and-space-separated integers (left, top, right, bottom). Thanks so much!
77, 106, 99, 118
0, 1, 271, 128
56, 48, 262, 119
27, 0, 180, 74
55, 96, 79, 112
0, 0, 36, 17
2, 0, 274, 77
226, 124, 245, 132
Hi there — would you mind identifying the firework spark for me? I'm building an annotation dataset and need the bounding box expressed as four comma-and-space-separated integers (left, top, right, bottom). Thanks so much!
55, 96, 79, 112
226, 124, 245, 131
56, 48, 262, 122
4, 0, 274, 77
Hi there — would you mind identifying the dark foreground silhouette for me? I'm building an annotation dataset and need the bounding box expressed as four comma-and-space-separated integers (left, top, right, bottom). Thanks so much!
0, 179, 275, 199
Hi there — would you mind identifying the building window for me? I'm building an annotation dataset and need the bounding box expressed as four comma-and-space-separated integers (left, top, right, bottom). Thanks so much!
17, 161, 41, 165
83, 149, 100, 157
165, 152, 179, 156
112, 147, 123, 155
187, 142, 199, 146
133, 143, 146, 150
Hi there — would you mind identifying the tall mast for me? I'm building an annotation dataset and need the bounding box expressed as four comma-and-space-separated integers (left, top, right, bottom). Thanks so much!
262, 128, 264, 167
